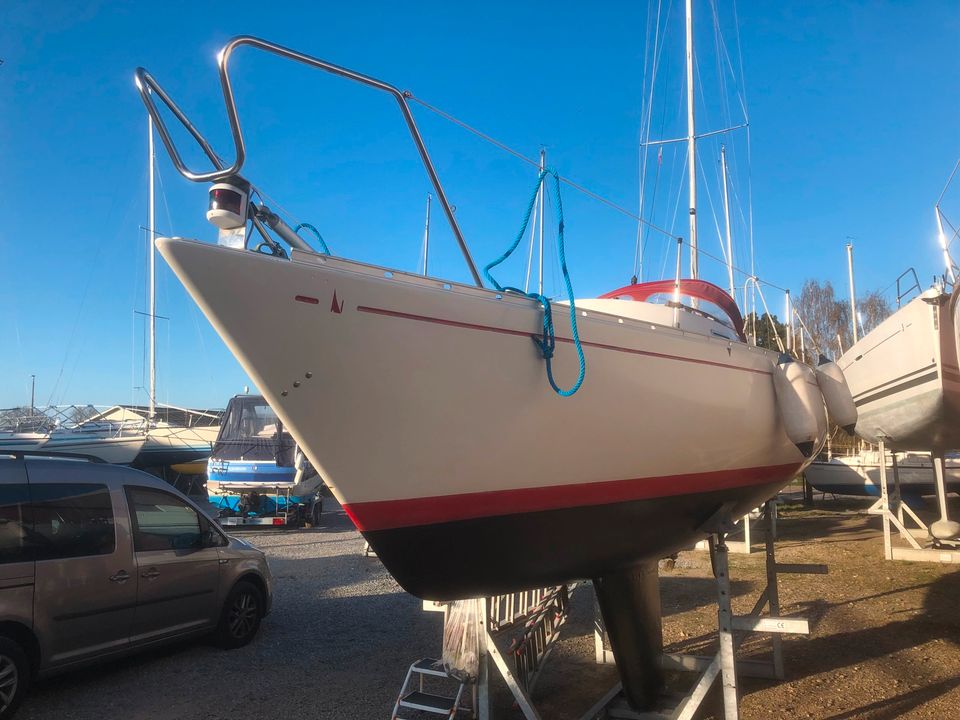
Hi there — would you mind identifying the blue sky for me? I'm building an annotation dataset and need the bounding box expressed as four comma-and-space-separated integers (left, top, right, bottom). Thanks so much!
1, 1, 958, 409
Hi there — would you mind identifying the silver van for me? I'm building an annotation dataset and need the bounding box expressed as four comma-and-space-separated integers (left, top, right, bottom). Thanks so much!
0, 453, 273, 717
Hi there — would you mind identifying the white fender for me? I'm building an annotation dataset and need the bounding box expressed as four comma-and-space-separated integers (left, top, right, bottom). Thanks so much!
772, 354, 827, 457
814, 354, 858, 434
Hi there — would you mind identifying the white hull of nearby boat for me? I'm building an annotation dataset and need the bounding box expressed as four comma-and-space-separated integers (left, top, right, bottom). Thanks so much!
42, 434, 146, 464
0, 433, 49, 452
839, 287, 960, 451
138, 423, 219, 467
806, 450, 960, 497
159, 237, 821, 597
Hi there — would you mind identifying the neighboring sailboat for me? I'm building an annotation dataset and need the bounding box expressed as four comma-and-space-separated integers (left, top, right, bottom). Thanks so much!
137, 22, 830, 709
838, 284, 960, 450
838, 162, 960, 542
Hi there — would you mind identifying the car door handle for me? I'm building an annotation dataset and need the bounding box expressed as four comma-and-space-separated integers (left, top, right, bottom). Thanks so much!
109, 570, 130, 583
141, 568, 160, 580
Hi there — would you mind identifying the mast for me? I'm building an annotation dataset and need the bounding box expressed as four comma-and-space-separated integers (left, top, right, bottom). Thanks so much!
685, 0, 698, 282
148, 114, 157, 419
538, 148, 546, 295
846, 242, 858, 345
720, 145, 734, 299
935, 208, 957, 284
422, 193, 431, 276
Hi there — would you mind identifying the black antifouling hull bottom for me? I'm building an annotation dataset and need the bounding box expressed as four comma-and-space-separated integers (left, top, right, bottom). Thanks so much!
362, 480, 785, 600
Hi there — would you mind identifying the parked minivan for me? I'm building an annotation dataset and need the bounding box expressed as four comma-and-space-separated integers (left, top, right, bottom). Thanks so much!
0, 452, 274, 717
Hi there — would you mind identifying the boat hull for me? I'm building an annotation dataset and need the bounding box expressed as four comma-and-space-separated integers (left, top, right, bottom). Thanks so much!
805, 451, 960, 499
158, 238, 815, 599
41, 435, 146, 464
135, 424, 219, 468
840, 288, 960, 451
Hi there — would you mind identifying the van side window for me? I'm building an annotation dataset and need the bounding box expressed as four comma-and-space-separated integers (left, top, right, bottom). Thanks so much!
30, 484, 116, 560
0, 484, 31, 564
127, 487, 202, 552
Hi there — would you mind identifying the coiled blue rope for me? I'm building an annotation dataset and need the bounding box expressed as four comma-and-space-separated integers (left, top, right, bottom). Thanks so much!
295, 222, 330, 255
483, 169, 586, 396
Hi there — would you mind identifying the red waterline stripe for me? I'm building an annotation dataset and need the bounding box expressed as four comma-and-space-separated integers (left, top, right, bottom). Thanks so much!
356, 305, 771, 376
342, 462, 801, 532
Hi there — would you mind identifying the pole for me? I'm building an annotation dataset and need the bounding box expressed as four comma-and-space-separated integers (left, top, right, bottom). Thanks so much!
935, 208, 957, 284
148, 114, 157, 419
846, 242, 858, 344
685, 0, 698, 285
720, 145, 734, 299
422, 193, 431, 276
538, 149, 546, 296
30, 375, 35, 415
785, 290, 793, 352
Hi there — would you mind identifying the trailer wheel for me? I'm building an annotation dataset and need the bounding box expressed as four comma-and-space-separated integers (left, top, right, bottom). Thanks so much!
310, 498, 323, 526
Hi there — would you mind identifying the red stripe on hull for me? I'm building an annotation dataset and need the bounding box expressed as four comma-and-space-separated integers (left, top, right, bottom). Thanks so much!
342, 462, 801, 532
356, 305, 771, 376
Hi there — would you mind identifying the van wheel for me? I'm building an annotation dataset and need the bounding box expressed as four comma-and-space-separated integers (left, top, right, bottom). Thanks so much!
215, 581, 263, 649
0, 637, 29, 718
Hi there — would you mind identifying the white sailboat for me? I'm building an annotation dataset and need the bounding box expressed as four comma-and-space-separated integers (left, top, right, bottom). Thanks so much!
137, 18, 835, 709
838, 285, 960, 450
838, 162, 960, 542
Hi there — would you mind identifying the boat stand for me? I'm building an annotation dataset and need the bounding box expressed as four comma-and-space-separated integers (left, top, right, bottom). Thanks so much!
585, 500, 821, 720
867, 439, 960, 564
396, 587, 570, 719
694, 511, 758, 554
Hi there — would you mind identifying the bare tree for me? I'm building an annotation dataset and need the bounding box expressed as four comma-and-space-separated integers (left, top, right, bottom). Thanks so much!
795, 279, 893, 358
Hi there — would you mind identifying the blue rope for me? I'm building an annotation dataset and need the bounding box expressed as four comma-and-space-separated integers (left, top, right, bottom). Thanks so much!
295, 223, 330, 255
483, 169, 586, 396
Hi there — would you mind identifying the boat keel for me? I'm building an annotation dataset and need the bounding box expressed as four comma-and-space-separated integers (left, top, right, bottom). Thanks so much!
593, 562, 664, 711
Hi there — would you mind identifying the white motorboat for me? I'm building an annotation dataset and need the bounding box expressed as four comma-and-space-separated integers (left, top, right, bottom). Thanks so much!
41, 429, 146, 464
806, 449, 960, 500
87, 405, 220, 467
0, 432, 49, 452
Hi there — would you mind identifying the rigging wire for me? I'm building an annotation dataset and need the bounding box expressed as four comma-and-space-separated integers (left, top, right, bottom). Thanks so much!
406, 94, 679, 241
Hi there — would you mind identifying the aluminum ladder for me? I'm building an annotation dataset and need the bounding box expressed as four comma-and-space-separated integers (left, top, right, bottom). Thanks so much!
391, 658, 468, 720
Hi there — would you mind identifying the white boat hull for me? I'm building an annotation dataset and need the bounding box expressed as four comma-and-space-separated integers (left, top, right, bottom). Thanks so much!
806, 450, 960, 498
42, 434, 146, 464
839, 288, 960, 451
158, 237, 818, 598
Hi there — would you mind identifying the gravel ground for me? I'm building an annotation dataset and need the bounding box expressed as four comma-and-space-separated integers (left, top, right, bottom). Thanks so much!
16, 495, 960, 719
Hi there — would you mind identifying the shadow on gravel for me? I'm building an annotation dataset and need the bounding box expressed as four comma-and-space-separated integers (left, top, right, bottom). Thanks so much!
770, 569, 960, 684
819, 676, 960, 720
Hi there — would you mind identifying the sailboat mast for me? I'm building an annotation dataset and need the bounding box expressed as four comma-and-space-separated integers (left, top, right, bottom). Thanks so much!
720, 145, 734, 299
422, 193, 431, 276
148, 114, 157, 419
538, 148, 546, 295
846, 242, 859, 344
935, 208, 957, 284
685, 0, 698, 281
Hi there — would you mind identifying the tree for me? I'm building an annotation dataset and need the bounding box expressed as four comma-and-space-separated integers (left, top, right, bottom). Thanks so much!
856, 289, 892, 337
795, 279, 893, 358
744, 312, 787, 352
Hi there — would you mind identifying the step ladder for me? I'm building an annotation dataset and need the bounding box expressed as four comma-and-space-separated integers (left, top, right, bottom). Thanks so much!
391, 658, 468, 719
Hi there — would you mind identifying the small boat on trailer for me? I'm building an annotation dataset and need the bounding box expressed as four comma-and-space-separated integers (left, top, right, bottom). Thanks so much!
206, 394, 323, 526
137, 34, 841, 711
